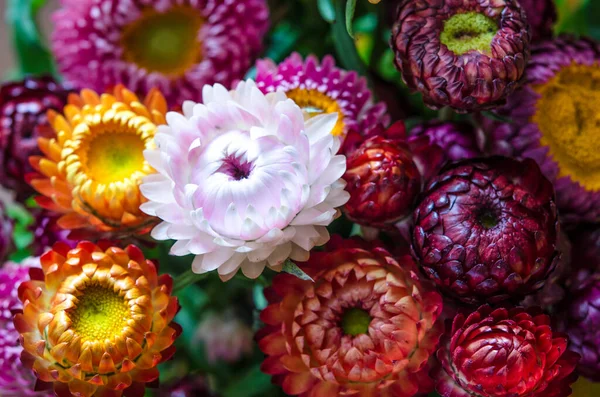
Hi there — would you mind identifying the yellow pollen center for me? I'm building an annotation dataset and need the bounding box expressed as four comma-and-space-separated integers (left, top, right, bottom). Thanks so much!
84, 132, 146, 184
533, 64, 600, 191
440, 12, 498, 55
70, 285, 130, 342
286, 88, 345, 136
120, 7, 203, 77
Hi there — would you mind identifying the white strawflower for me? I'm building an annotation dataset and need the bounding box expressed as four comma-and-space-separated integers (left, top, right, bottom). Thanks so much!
140, 80, 349, 280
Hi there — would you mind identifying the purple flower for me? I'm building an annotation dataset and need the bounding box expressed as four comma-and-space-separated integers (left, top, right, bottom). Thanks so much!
409, 121, 482, 163
28, 210, 74, 256
484, 36, 600, 223
52, 0, 269, 106
195, 312, 253, 364
519, 0, 557, 42
255, 53, 389, 139
0, 260, 50, 396
0, 76, 72, 197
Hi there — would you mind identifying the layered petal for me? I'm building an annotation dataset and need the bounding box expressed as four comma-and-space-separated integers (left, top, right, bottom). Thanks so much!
483, 36, 600, 223
0, 77, 73, 197
52, 0, 269, 106
391, 0, 530, 112
258, 236, 444, 397
140, 80, 349, 280
27, 86, 165, 236
434, 305, 579, 397
14, 242, 180, 397
255, 53, 389, 139
412, 157, 560, 304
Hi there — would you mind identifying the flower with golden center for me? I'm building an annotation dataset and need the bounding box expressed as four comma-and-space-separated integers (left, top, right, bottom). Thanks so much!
51, 0, 269, 106
258, 236, 443, 397
14, 241, 180, 397
255, 53, 389, 139
485, 36, 600, 223
27, 86, 167, 236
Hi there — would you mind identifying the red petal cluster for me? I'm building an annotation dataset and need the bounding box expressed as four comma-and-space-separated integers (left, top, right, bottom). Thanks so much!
343, 135, 421, 228
433, 305, 579, 397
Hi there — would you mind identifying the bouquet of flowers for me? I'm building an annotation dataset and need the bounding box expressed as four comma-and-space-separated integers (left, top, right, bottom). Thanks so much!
0, 0, 599, 396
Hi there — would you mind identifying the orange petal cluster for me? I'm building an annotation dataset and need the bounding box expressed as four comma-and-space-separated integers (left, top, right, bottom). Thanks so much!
14, 241, 180, 397
27, 86, 167, 235
257, 237, 443, 397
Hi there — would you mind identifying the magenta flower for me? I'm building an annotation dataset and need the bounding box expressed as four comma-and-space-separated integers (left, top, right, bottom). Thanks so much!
255, 53, 389, 139
0, 260, 50, 396
484, 36, 600, 223
52, 0, 269, 106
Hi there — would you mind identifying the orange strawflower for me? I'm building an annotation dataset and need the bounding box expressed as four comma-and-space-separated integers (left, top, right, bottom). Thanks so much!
27, 86, 167, 236
257, 237, 443, 397
14, 242, 180, 397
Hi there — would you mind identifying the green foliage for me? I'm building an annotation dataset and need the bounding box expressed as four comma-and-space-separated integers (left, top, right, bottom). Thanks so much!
6, 0, 55, 78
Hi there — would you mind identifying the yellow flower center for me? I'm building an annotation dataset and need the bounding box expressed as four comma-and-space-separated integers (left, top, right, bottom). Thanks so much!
70, 284, 130, 342
533, 64, 600, 191
440, 12, 498, 55
86, 132, 147, 184
286, 88, 345, 136
120, 7, 203, 77
341, 308, 371, 336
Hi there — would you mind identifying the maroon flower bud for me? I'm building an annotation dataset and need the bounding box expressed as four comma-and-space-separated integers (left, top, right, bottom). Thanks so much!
343, 135, 421, 228
412, 157, 559, 304
391, 0, 530, 112
0, 77, 72, 197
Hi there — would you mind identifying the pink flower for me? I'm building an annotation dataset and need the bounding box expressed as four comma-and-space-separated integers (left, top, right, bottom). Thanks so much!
195, 312, 253, 363
52, 0, 269, 106
256, 53, 389, 139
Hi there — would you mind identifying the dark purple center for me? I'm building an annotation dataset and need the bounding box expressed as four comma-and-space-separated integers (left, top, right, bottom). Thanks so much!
220, 155, 253, 181
476, 207, 499, 230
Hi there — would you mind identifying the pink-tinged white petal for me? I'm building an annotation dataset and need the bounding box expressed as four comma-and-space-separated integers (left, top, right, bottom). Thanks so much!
141, 80, 349, 279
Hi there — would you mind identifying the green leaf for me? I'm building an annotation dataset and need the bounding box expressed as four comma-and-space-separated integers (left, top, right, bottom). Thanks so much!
253, 284, 268, 311
223, 364, 275, 397
282, 260, 314, 282
332, 0, 368, 76
264, 22, 300, 63
317, 0, 336, 23
7, 0, 56, 78
345, 0, 358, 38
480, 111, 513, 124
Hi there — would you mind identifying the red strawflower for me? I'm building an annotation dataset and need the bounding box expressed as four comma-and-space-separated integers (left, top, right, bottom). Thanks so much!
343, 135, 421, 228
433, 305, 579, 397
412, 157, 560, 304
0, 77, 72, 197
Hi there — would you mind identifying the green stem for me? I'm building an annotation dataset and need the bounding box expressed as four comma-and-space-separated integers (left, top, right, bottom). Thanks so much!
439, 106, 454, 121
173, 269, 208, 293
332, 0, 368, 77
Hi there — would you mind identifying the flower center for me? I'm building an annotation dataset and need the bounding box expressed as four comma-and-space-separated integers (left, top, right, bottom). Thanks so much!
120, 7, 203, 76
440, 12, 498, 55
84, 131, 147, 184
533, 64, 600, 191
341, 308, 371, 336
477, 208, 499, 230
286, 88, 345, 136
218, 154, 254, 181
69, 284, 130, 342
